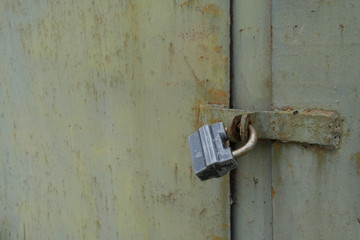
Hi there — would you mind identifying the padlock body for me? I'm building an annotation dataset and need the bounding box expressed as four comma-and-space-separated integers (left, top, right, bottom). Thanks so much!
189, 122, 237, 181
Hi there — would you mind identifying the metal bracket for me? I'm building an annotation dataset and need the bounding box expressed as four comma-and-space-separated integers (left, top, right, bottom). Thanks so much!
199, 104, 342, 149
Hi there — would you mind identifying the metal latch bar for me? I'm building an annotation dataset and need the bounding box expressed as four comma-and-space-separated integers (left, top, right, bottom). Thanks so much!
199, 104, 342, 149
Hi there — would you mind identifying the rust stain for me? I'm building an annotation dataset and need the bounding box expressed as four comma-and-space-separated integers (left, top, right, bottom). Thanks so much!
185, 56, 229, 128
169, 42, 174, 62
180, 0, 195, 7
221, 223, 230, 230
239, 27, 252, 32
352, 152, 360, 176
96, 219, 101, 228
214, 46, 222, 53
287, 162, 293, 169
192, 98, 203, 128
208, 235, 226, 240
174, 163, 178, 174
271, 186, 276, 199
273, 142, 282, 150
195, 106, 201, 127
208, 118, 222, 125
95, 14, 103, 24
212, 89, 229, 103
199, 208, 206, 215
202, 4, 221, 17
181, 1, 229, 130
281, 106, 295, 111
158, 190, 182, 203
161, 192, 174, 198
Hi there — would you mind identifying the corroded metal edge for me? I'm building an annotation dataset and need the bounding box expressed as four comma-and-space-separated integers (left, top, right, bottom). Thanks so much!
199, 104, 342, 149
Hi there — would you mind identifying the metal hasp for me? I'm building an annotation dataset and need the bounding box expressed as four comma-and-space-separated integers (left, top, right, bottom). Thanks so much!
200, 104, 342, 149
189, 122, 237, 181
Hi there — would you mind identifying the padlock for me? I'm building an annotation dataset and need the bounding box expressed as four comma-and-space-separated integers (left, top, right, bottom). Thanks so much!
188, 122, 257, 181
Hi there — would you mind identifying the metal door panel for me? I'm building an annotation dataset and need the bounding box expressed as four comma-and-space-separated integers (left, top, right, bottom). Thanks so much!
0, 1, 230, 239
231, 0, 273, 239
232, 1, 360, 239
272, 1, 360, 239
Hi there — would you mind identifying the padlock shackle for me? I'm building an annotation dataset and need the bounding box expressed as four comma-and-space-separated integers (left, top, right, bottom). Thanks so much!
232, 124, 257, 158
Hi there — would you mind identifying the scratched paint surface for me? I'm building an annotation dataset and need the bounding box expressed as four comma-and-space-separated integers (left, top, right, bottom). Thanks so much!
272, 1, 360, 239
0, 1, 230, 239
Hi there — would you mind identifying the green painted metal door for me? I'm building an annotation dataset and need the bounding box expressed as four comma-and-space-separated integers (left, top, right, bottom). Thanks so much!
232, 0, 360, 239
1, 1, 360, 239
0, 1, 231, 239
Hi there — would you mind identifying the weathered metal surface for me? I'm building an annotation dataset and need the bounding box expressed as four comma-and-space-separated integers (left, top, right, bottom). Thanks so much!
0, 1, 230, 239
231, 0, 273, 239
200, 104, 341, 148
272, 1, 360, 239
